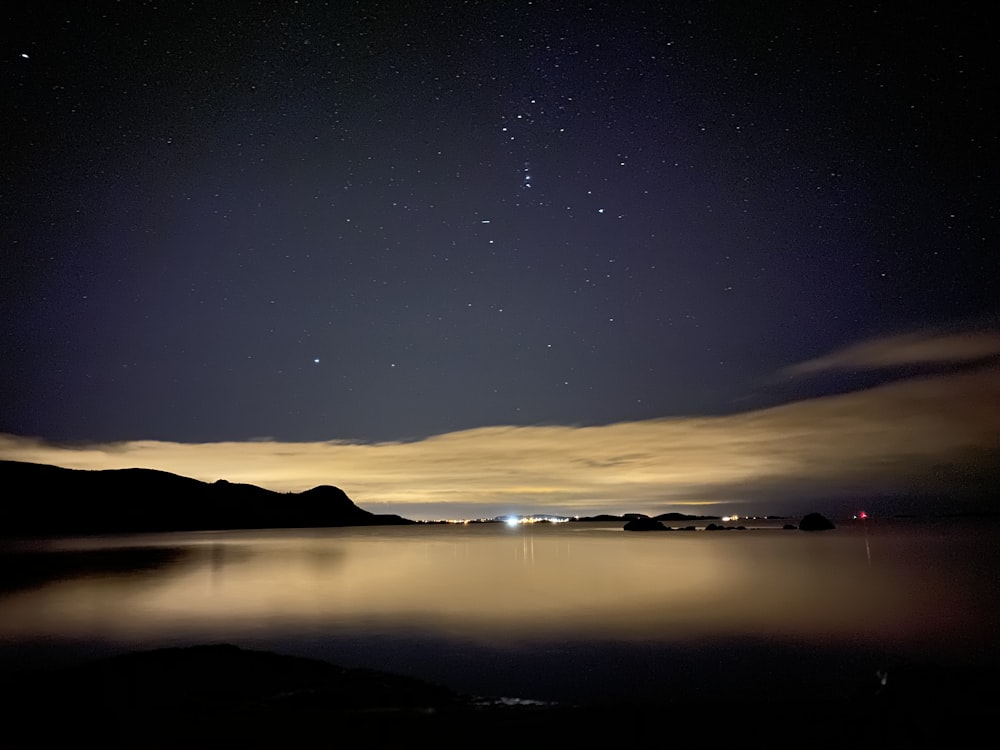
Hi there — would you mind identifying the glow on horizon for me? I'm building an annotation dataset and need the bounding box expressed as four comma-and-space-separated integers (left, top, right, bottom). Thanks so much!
1, 364, 997, 520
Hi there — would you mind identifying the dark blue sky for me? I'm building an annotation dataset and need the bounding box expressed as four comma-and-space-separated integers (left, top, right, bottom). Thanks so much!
3, 1, 996, 444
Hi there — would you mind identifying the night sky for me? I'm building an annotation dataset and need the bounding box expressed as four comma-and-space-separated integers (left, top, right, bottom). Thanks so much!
2, 2, 998, 518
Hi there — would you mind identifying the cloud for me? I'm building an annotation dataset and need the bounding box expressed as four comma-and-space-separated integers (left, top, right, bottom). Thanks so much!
3, 365, 998, 520
783, 329, 1000, 377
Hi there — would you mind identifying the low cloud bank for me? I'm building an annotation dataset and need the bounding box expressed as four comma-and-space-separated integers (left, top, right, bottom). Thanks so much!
3, 364, 998, 520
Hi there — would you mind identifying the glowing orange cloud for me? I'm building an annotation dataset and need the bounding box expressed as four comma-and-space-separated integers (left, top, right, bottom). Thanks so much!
3, 364, 997, 520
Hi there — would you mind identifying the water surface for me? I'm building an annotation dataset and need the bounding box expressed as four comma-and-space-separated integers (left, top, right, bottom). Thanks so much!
1, 520, 996, 703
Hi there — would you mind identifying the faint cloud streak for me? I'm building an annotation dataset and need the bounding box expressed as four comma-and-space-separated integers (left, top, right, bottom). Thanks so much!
784, 329, 1000, 377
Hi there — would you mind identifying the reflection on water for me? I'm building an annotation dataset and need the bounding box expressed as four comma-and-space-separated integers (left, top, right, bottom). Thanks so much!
0, 545, 192, 595
0, 521, 997, 699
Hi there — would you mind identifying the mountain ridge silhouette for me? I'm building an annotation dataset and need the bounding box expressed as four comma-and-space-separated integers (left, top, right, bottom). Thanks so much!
0, 460, 414, 535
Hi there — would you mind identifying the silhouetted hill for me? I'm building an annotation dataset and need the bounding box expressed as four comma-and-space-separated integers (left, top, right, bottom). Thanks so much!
0, 460, 415, 535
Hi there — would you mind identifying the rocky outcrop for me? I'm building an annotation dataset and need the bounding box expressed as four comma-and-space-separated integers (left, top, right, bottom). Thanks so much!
798, 512, 836, 531
623, 517, 670, 531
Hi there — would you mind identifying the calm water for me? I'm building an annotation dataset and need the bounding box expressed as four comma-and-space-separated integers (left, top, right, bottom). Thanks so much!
1, 520, 997, 703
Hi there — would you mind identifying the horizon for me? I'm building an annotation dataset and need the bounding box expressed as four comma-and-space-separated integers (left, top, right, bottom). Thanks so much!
4, 350, 998, 521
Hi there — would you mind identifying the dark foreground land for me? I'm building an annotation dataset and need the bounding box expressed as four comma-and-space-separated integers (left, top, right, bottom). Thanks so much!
0, 644, 992, 749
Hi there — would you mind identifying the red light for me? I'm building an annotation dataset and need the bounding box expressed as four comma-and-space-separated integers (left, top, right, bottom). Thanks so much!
858, 511, 868, 519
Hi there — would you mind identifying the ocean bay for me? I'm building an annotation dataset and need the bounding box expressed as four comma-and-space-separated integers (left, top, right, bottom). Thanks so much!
1, 520, 997, 705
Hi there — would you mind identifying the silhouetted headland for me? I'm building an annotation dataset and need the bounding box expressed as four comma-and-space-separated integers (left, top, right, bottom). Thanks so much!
0, 460, 415, 535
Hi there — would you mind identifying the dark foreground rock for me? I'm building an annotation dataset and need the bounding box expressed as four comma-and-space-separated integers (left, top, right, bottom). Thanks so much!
0, 645, 569, 747
0, 644, 993, 748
